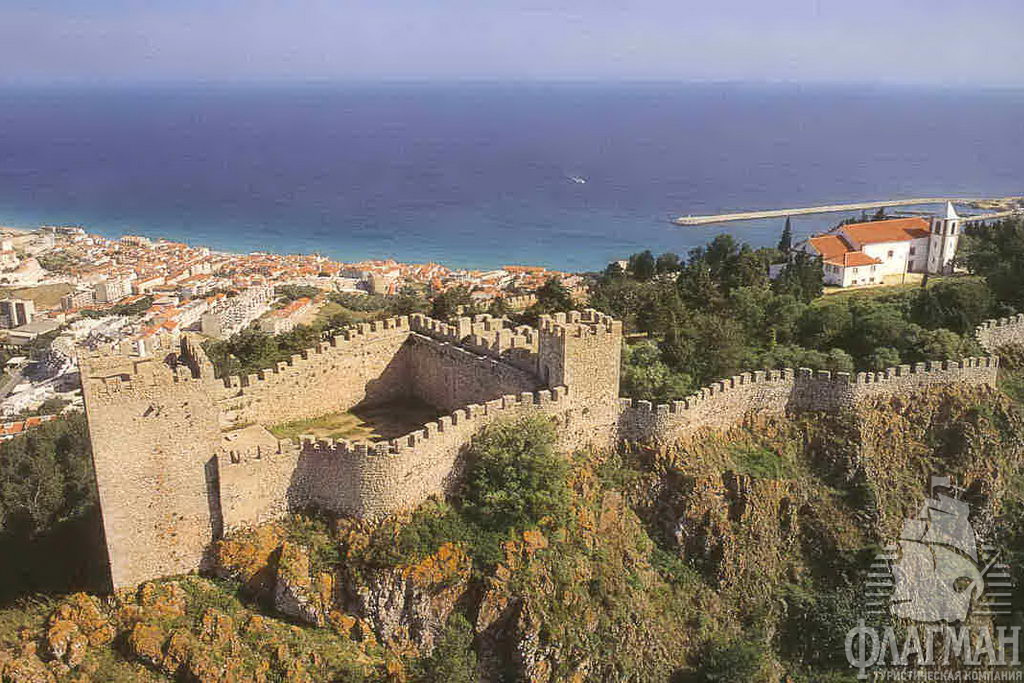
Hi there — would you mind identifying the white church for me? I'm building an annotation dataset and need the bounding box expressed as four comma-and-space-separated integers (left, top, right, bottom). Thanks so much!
796, 202, 962, 287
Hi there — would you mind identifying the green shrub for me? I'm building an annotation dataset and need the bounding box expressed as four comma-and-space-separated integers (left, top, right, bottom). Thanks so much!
411, 612, 477, 683
694, 636, 769, 682
461, 415, 568, 534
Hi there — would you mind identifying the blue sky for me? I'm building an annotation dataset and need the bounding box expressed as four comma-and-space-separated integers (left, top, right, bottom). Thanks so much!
2, 0, 1023, 85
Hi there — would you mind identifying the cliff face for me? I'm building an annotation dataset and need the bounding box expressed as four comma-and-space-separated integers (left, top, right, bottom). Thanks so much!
2, 384, 1022, 682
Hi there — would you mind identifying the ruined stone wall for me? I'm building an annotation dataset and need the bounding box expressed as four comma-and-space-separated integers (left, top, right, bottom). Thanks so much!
410, 313, 541, 374
404, 333, 542, 412
976, 314, 1024, 353
216, 427, 299, 533
217, 318, 413, 429
216, 386, 618, 525
81, 345, 223, 590
620, 358, 999, 447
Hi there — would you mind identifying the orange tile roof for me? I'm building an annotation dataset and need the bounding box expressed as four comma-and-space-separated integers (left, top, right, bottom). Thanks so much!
841, 217, 930, 245
807, 235, 850, 261
807, 234, 882, 268
832, 252, 882, 267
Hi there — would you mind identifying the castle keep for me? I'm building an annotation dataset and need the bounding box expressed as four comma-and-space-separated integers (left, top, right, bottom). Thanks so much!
81, 310, 1015, 590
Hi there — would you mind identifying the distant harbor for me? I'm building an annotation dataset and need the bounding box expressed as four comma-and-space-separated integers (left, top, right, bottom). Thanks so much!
674, 196, 1024, 226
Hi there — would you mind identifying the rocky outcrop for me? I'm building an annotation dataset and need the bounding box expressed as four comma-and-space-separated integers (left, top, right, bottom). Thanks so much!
212, 521, 473, 657
352, 542, 472, 653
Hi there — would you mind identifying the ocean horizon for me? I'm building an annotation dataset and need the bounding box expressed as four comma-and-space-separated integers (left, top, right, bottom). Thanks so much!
1, 82, 1022, 271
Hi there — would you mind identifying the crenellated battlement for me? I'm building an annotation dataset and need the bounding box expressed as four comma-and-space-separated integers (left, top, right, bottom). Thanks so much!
538, 309, 622, 337
619, 356, 1000, 445
85, 305, 1016, 590
290, 386, 570, 459
975, 313, 1024, 353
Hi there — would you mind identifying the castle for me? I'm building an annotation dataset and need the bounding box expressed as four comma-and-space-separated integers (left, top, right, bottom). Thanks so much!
81, 309, 1018, 590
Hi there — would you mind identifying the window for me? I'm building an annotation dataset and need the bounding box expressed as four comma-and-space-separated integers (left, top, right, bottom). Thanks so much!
909, 247, 916, 256
853, 267, 859, 274
887, 250, 894, 258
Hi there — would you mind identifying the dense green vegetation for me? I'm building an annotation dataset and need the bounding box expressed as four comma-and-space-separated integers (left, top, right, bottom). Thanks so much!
203, 289, 432, 377
0, 413, 107, 603
590, 224, 1017, 402
79, 294, 154, 318
274, 283, 321, 302
358, 415, 568, 570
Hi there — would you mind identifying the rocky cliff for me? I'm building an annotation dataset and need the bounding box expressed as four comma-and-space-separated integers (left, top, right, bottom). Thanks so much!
2, 382, 1023, 682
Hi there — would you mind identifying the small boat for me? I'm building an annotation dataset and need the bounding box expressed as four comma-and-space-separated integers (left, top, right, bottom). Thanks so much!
568, 176, 587, 185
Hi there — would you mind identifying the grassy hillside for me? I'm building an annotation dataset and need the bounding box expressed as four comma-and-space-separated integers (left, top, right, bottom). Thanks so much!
3, 379, 1023, 681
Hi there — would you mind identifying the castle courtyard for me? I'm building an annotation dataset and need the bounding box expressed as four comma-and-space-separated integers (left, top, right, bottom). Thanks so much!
267, 397, 443, 442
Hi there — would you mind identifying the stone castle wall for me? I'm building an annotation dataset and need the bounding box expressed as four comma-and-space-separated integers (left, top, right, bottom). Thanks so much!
216, 387, 602, 528
620, 358, 999, 447
80, 340, 223, 589
83, 306, 1010, 590
976, 314, 1024, 353
217, 315, 546, 429
404, 334, 542, 412
217, 318, 414, 429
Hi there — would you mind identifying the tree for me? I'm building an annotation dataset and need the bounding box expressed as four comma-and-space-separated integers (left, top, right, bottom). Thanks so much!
629, 250, 657, 281
602, 261, 626, 281
911, 279, 996, 335
387, 290, 431, 317
0, 413, 95, 538
778, 216, 793, 253
0, 413, 107, 601
866, 346, 901, 371
656, 252, 681, 274
799, 301, 853, 350
461, 416, 568, 533
431, 286, 473, 320
958, 218, 1024, 311
530, 277, 575, 317
676, 259, 724, 310
773, 252, 823, 303
622, 340, 693, 402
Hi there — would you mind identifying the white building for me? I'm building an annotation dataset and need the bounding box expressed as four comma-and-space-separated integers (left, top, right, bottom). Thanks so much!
200, 285, 273, 338
95, 278, 131, 303
798, 203, 961, 288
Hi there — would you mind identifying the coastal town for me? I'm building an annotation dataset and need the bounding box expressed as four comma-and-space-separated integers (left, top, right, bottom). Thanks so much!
0, 201, 1001, 433
0, 223, 586, 429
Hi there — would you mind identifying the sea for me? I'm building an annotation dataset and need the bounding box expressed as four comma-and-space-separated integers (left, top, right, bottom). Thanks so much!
0, 82, 1022, 271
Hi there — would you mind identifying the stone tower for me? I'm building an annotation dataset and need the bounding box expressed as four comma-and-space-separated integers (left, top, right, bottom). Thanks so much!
928, 201, 961, 275
537, 310, 623, 410
80, 335, 222, 590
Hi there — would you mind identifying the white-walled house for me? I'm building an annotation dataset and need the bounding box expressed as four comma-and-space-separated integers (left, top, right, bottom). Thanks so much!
796, 202, 962, 287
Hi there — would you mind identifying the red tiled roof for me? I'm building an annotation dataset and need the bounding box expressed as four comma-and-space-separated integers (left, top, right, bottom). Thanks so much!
841, 217, 930, 245
807, 234, 882, 268
832, 252, 882, 268
807, 235, 850, 261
